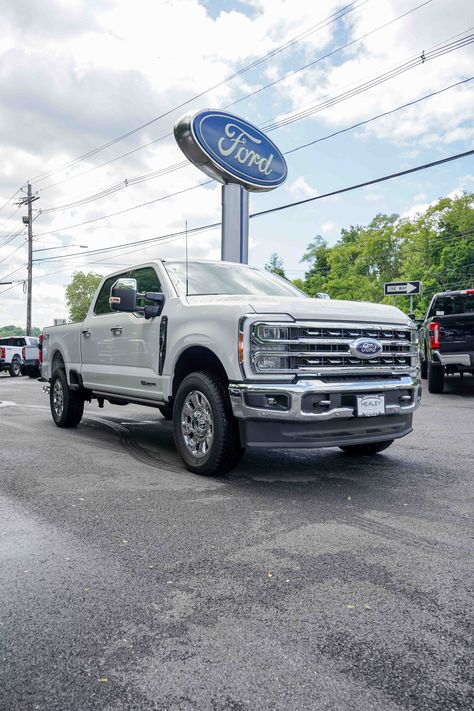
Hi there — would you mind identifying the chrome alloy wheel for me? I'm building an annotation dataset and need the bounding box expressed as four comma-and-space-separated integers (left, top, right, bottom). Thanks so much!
52, 378, 64, 420
181, 390, 214, 459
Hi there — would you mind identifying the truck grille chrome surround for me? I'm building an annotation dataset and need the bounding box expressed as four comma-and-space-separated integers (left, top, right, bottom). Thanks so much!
250, 321, 418, 377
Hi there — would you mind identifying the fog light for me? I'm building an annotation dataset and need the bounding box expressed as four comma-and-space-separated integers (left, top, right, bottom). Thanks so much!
257, 355, 289, 370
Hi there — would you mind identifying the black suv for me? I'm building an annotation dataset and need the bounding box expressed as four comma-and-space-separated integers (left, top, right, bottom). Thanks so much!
418, 289, 474, 392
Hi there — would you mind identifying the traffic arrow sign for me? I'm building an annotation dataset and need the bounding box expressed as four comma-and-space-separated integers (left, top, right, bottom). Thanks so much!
384, 281, 421, 296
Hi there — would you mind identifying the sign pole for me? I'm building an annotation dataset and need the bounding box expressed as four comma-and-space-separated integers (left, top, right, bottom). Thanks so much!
410, 294, 414, 314
221, 183, 249, 263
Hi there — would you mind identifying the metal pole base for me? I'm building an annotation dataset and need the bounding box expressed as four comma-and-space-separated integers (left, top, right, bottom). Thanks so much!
221, 183, 249, 263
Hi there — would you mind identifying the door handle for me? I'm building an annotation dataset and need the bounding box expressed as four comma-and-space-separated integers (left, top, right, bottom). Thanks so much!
82, 329, 91, 337
111, 326, 123, 335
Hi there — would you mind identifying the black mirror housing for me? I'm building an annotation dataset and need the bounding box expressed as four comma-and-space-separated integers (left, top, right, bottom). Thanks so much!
109, 278, 138, 312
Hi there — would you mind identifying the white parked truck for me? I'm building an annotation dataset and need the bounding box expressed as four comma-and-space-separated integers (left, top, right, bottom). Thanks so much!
0, 336, 40, 377
41, 260, 421, 475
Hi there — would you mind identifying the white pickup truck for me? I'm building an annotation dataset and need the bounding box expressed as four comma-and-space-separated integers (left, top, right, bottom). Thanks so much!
0, 336, 40, 378
41, 259, 421, 475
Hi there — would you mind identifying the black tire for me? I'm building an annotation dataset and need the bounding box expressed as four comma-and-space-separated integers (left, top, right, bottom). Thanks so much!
158, 403, 173, 420
25, 365, 40, 378
420, 355, 427, 379
340, 439, 394, 455
173, 371, 243, 476
9, 358, 21, 377
428, 361, 444, 393
50, 368, 84, 428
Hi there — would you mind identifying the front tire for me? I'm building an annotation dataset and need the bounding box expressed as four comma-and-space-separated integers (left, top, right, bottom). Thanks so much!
428, 361, 444, 393
50, 368, 84, 427
173, 371, 243, 476
9, 359, 21, 377
340, 440, 394, 455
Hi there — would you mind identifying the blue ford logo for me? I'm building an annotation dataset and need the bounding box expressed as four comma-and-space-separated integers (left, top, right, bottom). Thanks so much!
350, 338, 383, 359
174, 110, 287, 192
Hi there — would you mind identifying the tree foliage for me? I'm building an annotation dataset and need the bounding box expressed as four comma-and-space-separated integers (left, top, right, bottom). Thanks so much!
65, 271, 103, 323
0, 325, 41, 337
295, 192, 474, 316
265, 252, 287, 279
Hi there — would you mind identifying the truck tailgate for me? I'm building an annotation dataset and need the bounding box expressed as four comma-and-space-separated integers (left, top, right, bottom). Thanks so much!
439, 314, 474, 353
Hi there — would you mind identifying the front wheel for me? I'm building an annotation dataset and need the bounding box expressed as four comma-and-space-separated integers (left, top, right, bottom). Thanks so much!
340, 440, 394, 455
173, 371, 243, 476
50, 368, 84, 427
428, 361, 444, 393
9, 359, 21, 377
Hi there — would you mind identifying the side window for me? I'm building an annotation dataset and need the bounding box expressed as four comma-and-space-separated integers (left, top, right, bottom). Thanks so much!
94, 273, 128, 315
131, 267, 162, 315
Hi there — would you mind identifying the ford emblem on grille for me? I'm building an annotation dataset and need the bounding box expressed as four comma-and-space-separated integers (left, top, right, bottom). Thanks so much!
350, 337, 383, 359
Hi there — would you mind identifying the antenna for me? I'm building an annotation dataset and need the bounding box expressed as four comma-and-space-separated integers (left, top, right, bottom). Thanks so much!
185, 220, 189, 297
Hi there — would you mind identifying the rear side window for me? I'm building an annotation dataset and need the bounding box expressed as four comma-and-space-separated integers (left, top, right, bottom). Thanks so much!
94, 274, 128, 315
0, 337, 25, 346
429, 294, 474, 317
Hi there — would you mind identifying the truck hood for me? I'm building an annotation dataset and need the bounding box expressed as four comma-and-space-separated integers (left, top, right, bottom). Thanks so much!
185, 294, 412, 325
248, 296, 411, 325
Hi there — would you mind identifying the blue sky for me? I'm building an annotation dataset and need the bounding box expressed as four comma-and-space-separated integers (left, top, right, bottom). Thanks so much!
0, 0, 473, 325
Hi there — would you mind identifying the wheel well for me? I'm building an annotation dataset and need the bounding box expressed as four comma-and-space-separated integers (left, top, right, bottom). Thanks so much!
51, 350, 65, 373
172, 346, 228, 397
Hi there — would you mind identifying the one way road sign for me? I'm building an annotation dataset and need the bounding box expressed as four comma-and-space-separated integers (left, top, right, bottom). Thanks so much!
384, 280, 421, 296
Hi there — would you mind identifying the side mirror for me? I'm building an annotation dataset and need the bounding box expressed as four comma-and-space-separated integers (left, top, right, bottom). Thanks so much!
109, 278, 138, 312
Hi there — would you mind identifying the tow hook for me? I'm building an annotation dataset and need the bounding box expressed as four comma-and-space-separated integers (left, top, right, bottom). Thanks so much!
42, 384, 50, 395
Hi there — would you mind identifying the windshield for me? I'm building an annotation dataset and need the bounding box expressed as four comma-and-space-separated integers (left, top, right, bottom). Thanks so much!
164, 261, 307, 298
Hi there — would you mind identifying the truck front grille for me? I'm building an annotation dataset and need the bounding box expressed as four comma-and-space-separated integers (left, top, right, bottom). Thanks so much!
250, 321, 418, 377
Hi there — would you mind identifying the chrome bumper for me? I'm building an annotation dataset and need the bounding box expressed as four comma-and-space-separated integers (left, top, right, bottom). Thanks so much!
434, 352, 472, 367
229, 375, 421, 422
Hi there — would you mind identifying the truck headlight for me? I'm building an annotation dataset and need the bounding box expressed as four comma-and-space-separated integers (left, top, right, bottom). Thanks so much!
256, 325, 289, 341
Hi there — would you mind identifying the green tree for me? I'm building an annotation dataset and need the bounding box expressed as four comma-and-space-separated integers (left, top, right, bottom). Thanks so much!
265, 252, 287, 279
65, 271, 103, 322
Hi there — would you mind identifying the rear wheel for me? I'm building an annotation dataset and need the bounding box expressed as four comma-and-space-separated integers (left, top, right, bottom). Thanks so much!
428, 361, 444, 393
173, 371, 243, 476
50, 368, 84, 427
26, 365, 41, 378
9, 358, 21, 377
340, 440, 394, 455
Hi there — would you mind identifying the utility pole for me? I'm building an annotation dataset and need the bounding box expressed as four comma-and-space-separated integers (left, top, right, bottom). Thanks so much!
16, 183, 39, 335
26, 182, 33, 335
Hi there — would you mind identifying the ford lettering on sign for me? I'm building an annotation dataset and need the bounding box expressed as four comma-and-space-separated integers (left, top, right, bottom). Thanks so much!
174, 110, 287, 192
350, 338, 383, 359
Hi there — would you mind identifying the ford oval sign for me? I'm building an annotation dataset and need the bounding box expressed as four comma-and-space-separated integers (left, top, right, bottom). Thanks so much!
174, 109, 287, 192
350, 338, 383, 359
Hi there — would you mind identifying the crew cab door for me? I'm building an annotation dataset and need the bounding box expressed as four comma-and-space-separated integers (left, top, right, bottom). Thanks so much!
80, 266, 166, 400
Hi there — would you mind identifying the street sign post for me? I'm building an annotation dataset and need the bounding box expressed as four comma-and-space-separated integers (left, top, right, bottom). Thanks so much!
384, 281, 421, 296
384, 281, 422, 315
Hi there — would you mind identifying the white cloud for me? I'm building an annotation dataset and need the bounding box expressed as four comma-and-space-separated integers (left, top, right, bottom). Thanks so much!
321, 221, 336, 232
285, 176, 317, 199
365, 192, 384, 202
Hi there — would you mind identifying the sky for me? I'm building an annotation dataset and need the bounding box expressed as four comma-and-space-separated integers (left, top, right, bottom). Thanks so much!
0, 0, 473, 328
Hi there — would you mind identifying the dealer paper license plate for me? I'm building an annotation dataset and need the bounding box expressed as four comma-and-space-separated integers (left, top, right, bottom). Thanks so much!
357, 394, 385, 417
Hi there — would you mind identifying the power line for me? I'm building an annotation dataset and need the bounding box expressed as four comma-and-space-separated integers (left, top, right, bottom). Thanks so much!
250, 149, 474, 219
0, 237, 27, 265
36, 0, 431, 194
262, 34, 474, 132
32, 149, 474, 265
0, 225, 27, 250
226, 0, 433, 111
29, 0, 368, 185
0, 188, 22, 217
36, 30, 473, 221
284, 76, 474, 155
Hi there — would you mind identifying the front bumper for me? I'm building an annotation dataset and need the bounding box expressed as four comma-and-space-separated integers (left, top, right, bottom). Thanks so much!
229, 375, 421, 449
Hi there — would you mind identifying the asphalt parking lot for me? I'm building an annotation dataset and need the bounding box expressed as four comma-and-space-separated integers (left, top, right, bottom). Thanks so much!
0, 374, 473, 711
